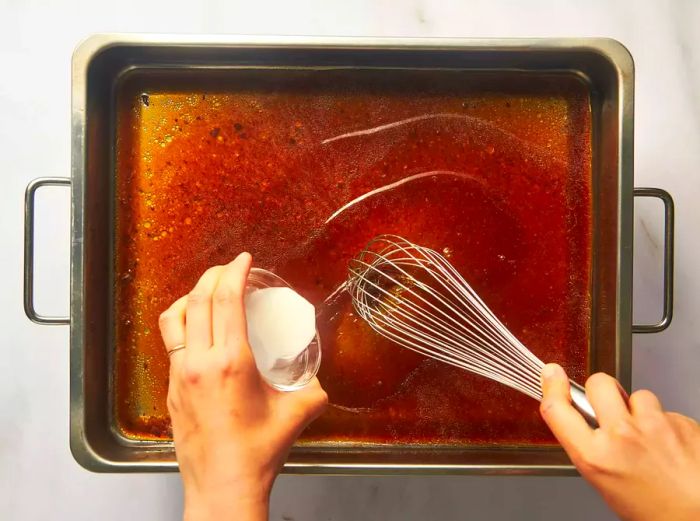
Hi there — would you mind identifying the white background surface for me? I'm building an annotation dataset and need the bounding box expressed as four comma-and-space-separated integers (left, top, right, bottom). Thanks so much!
2, 1, 699, 519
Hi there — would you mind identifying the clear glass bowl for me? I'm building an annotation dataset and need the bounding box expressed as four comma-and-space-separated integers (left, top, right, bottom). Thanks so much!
245, 268, 322, 391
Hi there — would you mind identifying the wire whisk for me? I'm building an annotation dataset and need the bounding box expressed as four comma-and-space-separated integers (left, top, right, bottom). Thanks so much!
347, 234, 597, 427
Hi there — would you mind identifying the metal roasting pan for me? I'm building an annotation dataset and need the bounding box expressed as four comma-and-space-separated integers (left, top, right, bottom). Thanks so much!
23, 35, 674, 474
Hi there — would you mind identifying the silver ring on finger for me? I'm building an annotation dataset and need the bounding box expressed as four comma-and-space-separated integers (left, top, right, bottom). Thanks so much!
167, 343, 186, 356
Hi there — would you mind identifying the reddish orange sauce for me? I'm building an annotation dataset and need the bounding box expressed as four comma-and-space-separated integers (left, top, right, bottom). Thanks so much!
115, 70, 591, 445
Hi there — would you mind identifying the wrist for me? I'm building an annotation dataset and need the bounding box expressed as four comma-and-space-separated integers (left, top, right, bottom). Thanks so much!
185, 489, 270, 521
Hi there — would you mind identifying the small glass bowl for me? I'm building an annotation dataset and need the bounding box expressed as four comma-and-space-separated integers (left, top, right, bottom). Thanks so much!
245, 268, 322, 391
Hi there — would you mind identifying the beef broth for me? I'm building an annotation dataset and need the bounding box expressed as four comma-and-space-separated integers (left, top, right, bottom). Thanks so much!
115, 70, 592, 444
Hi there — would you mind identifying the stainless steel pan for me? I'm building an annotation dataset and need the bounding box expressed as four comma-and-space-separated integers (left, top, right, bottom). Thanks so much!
24, 35, 674, 474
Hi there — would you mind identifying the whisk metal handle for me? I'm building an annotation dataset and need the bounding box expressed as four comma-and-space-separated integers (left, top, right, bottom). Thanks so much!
569, 381, 599, 428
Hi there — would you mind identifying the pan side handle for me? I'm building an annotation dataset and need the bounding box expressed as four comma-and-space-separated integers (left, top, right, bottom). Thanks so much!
632, 187, 674, 334
24, 177, 71, 325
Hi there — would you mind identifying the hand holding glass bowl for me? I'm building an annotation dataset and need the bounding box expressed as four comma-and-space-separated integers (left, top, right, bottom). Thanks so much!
158, 253, 327, 520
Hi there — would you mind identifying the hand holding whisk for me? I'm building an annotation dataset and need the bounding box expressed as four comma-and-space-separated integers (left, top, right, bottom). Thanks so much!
347, 234, 598, 427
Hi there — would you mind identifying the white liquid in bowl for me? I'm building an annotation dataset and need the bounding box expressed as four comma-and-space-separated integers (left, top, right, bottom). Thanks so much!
244, 268, 322, 390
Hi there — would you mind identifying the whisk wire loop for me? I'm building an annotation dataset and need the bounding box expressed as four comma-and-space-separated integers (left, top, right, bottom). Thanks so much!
349, 235, 546, 400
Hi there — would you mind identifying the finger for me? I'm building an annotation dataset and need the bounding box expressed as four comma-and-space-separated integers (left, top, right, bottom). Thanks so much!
666, 412, 700, 436
585, 372, 631, 427
186, 265, 224, 355
158, 296, 187, 373
540, 363, 593, 457
212, 252, 253, 350
629, 389, 663, 417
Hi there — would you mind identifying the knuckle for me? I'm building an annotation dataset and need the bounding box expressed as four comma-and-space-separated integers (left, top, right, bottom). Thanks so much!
182, 363, 203, 386
638, 413, 667, 434
575, 447, 613, 477
205, 265, 223, 277
630, 389, 655, 402
585, 372, 612, 389
664, 412, 700, 443
576, 453, 604, 476
219, 364, 240, 379
158, 309, 176, 328
224, 334, 246, 351
198, 266, 223, 285
667, 412, 698, 430
213, 350, 239, 375
539, 399, 558, 418
630, 389, 659, 411
211, 349, 252, 380
672, 415, 700, 441
213, 286, 239, 306
186, 291, 209, 306
610, 418, 643, 446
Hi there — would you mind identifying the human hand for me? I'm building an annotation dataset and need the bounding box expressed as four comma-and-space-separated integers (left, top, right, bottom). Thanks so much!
158, 253, 328, 521
540, 363, 700, 521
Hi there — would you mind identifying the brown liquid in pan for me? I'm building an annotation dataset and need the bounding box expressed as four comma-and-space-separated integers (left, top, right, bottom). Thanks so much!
115, 70, 592, 444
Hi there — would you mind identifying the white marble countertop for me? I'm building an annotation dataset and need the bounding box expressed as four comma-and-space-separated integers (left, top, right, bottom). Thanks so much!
1, 1, 698, 519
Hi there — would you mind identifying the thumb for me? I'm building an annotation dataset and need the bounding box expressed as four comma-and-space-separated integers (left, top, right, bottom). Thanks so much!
541, 363, 571, 403
540, 363, 593, 458
278, 378, 328, 434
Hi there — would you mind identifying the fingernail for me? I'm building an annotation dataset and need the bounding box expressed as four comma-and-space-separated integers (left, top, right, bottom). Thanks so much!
542, 364, 562, 380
